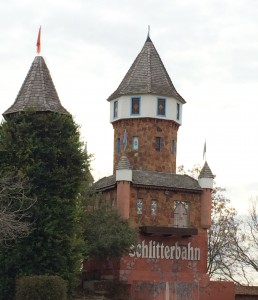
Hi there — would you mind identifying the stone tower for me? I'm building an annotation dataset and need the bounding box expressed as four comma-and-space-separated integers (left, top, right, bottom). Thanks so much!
108, 36, 185, 173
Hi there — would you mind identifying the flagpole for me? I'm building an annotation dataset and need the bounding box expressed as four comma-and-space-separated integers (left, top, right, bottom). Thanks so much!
203, 140, 206, 161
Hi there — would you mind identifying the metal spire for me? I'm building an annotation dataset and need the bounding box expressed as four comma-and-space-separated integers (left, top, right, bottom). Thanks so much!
147, 25, 151, 41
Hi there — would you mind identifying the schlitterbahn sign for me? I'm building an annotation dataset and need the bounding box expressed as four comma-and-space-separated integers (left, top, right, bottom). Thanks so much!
129, 240, 200, 261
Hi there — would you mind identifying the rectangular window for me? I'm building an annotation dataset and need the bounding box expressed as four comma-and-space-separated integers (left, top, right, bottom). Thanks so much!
155, 137, 162, 151
131, 97, 140, 115
172, 140, 176, 155
176, 103, 180, 120
151, 200, 157, 215
113, 101, 118, 118
137, 199, 143, 215
116, 138, 121, 153
157, 98, 166, 116
174, 201, 189, 228
132, 136, 139, 150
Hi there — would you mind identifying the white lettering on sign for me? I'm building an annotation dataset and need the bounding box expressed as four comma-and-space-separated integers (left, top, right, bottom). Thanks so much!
129, 241, 200, 261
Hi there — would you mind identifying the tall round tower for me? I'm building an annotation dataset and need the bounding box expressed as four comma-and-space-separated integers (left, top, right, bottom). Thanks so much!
107, 35, 186, 173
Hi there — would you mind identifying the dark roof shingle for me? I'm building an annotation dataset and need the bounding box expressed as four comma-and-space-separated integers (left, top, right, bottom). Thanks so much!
95, 170, 201, 192
116, 155, 132, 170
199, 161, 215, 179
3, 56, 69, 116
107, 37, 185, 103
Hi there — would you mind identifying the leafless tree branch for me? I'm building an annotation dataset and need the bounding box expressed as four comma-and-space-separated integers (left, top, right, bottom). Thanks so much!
0, 173, 36, 243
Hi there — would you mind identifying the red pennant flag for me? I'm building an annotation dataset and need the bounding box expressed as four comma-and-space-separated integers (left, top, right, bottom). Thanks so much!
36, 26, 41, 54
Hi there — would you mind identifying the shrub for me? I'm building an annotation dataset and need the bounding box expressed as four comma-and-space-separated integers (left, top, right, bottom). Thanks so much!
16, 275, 67, 300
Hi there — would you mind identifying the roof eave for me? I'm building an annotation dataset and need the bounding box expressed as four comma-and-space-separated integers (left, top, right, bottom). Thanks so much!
132, 183, 202, 193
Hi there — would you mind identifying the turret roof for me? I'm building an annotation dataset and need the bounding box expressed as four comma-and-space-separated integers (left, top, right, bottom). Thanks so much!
107, 36, 186, 103
3, 56, 69, 116
116, 155, 132, 170
199, 161, 215, 179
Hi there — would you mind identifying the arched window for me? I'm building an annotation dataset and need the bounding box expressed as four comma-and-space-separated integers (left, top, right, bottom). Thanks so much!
174, 201, 189, 227
151, 200, 157, 215
137, 199, 143, 215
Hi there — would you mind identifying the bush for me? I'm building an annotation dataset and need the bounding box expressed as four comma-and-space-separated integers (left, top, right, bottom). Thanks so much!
16, 275, 67, 300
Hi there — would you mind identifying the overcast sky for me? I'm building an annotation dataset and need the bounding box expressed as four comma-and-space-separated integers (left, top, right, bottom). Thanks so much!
0, 0, 257, 214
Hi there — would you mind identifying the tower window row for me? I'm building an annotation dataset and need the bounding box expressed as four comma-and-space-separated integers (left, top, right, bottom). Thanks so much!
137, 199, 158, 216
137, 198, 190, 227
116, 136, 176, 154
113, 97, 181, 119
130, 97, 167, 116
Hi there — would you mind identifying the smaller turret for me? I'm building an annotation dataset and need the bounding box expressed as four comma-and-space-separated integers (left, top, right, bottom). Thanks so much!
3, 56, 69, 117
198, 161, 215, 229
116, 156, 132, 219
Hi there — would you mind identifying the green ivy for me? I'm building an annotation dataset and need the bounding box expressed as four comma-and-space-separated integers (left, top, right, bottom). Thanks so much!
0, 111, 91, 299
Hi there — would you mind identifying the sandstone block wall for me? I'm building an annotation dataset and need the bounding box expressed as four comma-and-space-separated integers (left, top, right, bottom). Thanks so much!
113, 118, 179, 173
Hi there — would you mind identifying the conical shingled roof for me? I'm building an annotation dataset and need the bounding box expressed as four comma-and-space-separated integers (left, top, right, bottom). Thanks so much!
3, 56, 69, 116
107, 36, 185, 103
199, 161, 215, 179
116, 155, 132, 170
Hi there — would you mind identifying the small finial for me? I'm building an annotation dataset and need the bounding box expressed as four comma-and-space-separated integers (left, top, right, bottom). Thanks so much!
146, 25, 151, 41
36, 26, 41, 54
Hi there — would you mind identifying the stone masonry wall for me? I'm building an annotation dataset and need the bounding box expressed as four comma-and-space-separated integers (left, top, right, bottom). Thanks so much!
129, 186, 202, 229
97, 187, 202, 229
112, 118, 179, 173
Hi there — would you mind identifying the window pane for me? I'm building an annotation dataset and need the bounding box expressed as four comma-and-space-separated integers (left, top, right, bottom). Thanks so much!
131, 97, 140, 115
132, 136, 139, 150
155, 137, 162, 151
114, 101, 118, 118
151, 200, 157, 215
137, 199, 143, 215
174, 201, 189, 227
172, 140, 176, 155
176, 103, 180, 120
157, 98, 166, 116
116, 138, 120, 153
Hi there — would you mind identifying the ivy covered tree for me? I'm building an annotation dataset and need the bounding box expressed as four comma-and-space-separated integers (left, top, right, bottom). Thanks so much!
0, 111, 90, 299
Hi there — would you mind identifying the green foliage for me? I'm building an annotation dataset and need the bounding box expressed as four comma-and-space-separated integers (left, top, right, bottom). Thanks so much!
0, 111, 91, 299
16, 275, 67, 300
83, 205, 137, 260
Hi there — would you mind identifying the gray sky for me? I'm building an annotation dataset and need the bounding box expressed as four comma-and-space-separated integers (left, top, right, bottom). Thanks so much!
0, 0, 257, 213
